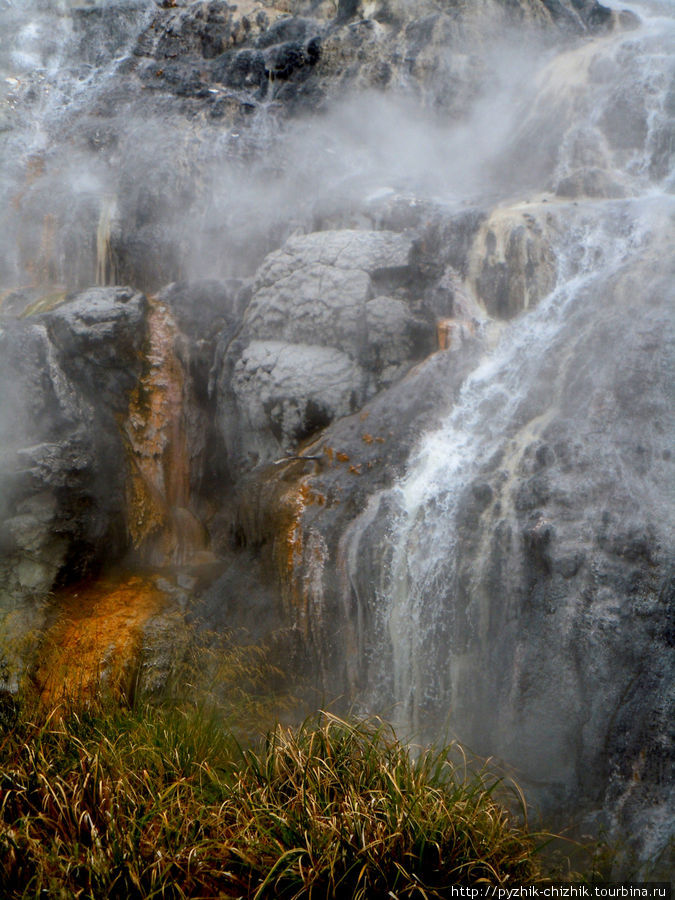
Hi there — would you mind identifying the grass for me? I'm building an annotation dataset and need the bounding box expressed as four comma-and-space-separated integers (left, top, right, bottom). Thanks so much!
0, 697, 546, 898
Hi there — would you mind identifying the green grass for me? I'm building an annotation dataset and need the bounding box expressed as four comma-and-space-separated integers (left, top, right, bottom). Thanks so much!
0, 698, 546, 898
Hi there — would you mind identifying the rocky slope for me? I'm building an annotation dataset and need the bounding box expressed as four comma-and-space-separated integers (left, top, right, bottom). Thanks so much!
0, 0, 672, 878
3, 0, 624, 292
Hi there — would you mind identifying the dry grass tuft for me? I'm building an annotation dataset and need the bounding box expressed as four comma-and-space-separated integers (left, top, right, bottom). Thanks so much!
0, 698, 545, 898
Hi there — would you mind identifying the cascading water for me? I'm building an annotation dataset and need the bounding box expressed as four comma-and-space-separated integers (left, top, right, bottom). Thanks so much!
0, 0, 154, 290
379, 202, 663, 736
345, 1, 674, 863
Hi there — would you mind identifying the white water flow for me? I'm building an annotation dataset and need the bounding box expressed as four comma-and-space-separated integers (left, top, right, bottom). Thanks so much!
0, 0, 153, 288
377, 2, 674, 739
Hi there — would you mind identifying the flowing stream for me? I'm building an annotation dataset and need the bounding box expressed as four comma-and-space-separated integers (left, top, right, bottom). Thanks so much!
368, 0, 674, 739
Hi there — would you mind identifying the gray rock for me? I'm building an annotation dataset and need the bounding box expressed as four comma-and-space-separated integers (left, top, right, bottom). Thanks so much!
468, 207, 556, 319
217, 228, 439, 475
364, 295, 432, 380
244, 229, 415, 355
0, 287, 148, 684
45, 287, 147, 412
225, 340, 369, 469
246, 259, 371, 353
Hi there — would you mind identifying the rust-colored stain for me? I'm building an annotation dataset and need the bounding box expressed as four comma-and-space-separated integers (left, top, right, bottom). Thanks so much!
123, 300, 207, 567
336, 452, 350, 463
34, 574, 168, 707
437, 317, 476, 350
437, 317, 454, 350
362, 433, 374, 445
274, 480, 326, 633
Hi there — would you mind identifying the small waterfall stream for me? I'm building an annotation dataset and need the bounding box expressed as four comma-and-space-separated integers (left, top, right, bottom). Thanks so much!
380, 201, 661, 736
365, 0, 674, 743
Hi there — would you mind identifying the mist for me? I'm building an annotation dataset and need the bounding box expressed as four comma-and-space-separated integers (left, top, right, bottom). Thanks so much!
0, 1, 558, 293
0, 0, 672, 879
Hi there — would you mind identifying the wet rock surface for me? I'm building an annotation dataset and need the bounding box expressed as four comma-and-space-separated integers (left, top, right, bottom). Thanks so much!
467, 207, 557, 318
0, 0, 672, 880
0, 287, 147, 674
216, 228, 439, 475
439, 258, 674, 862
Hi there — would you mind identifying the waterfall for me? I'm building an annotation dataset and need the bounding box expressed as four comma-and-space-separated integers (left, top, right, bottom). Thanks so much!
96, 195, 117, 286
365, 1, 675, 746
381, 201, 664, 734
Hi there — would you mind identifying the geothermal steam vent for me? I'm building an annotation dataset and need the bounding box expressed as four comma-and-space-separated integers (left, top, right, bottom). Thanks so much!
0, 0, 672, 881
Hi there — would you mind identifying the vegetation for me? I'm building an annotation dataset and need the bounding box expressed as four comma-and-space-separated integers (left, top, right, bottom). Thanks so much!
0, 696, 545, 898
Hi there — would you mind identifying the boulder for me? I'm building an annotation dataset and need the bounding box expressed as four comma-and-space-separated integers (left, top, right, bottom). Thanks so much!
0, 287, 147, 684
44, 287, 147, 412
224, 340, 369, 469
217, 229, 438, 475
244, 229, 415, 354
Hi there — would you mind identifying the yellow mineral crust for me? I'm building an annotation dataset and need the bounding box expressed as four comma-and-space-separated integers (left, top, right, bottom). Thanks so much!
34, 574, 168, 706
123, 299, 207, 567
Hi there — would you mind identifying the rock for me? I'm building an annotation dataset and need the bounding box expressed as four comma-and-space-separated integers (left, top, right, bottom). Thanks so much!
216, 229, 441, 475
158, 278, 245, 342
224, 340, 369, 469
0, 0, 668, 875
158, 278, 244, 394
364, 295, 432, 377
555, 166, 626, 199
0, 287, 148, 685
243, 229, 415, 353
246, 258, 371, 352
70, 0, 149, 67
255, 228, 413, 280
467, 207, 556, 318
44, 287, 147, 412
213, 47, 269, 95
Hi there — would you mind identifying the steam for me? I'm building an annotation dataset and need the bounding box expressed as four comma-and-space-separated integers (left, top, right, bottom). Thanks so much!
0, 2, 560, 293
2, 0, 673, 298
